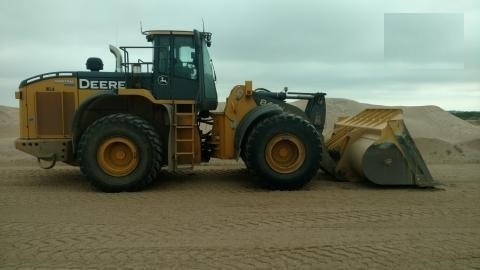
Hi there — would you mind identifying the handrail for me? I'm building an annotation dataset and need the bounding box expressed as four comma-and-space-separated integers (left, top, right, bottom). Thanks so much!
21, 72, 75, 86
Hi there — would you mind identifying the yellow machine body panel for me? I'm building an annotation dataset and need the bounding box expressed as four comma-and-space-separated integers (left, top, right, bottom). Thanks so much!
17, 76, 79, 139
210, 82, 257, 159
16, 75, 200, 140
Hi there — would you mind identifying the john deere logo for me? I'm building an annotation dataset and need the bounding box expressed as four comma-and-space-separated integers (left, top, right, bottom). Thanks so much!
158, 75, 168, 86
79, 79, 126, 90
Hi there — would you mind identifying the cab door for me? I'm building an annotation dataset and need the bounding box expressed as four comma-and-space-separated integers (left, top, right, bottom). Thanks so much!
153, 35, 199, 100
152, 35, 172, 100
171, 36, 198, 100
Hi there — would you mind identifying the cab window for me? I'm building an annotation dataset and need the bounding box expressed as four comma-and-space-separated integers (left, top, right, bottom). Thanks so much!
154, 36, 170, 74
174, 36, 197, 80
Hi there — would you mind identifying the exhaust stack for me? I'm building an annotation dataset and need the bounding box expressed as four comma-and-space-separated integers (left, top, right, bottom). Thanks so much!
109, 45, 123, 72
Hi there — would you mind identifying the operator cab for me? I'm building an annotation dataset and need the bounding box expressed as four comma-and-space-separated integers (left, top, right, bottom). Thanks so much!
118, 30, 218, 113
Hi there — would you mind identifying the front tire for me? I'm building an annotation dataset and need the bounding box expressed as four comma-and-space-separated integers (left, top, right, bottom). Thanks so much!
78, 113, 162, 192
244, 113, 321, 190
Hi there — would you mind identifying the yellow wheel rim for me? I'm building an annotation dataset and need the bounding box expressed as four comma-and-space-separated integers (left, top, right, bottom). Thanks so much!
97, 137, 138, 177
265, 133, 305, 174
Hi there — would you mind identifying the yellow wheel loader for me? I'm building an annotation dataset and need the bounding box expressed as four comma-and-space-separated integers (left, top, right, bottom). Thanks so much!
14, 29, 434, 192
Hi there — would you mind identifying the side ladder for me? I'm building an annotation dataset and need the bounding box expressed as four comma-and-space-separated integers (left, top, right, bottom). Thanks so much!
173, 103, 196, 170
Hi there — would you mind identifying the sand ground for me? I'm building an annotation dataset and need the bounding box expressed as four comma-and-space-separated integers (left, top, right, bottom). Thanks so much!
1, 161, 480, 269
1, 103, 480, 269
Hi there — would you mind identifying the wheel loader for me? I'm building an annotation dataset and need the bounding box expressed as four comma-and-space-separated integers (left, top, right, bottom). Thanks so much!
14, 29, 434, 192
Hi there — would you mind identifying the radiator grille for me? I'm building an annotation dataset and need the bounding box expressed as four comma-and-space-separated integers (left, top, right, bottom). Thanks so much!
36, 92, 75, 136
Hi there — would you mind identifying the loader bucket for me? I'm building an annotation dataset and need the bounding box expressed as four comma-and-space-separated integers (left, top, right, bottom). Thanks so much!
321, 109, 435, 187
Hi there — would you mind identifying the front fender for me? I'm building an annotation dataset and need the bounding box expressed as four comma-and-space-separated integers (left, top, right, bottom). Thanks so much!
234, 104, 283, 158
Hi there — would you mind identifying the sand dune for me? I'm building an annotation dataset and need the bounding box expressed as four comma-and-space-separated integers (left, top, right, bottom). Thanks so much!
0, 105, 34, 164
467, 119, 480, 126
0, 105, 18, 138
402, 106, 480, 144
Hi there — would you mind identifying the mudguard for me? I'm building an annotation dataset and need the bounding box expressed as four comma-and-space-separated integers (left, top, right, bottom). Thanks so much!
234, 104, 283, 158
70, 90, 118, 154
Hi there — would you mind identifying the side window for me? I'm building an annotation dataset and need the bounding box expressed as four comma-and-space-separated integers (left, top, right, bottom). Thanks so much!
154, 36, 170, 74
174, 36, 197, 80
157, 47, 169, 74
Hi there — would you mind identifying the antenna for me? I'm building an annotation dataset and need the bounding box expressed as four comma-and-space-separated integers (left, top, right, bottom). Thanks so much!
140, 21, 143, 34
200, 18, 212, 47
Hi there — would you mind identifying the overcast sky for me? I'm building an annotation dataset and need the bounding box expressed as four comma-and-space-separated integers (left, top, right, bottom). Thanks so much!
0, 0, 479, 110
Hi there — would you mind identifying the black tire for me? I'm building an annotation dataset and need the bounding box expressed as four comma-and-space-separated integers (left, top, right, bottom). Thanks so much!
244, 113, 321, 190
78, 113, 162, 192
240, 144, 255, 175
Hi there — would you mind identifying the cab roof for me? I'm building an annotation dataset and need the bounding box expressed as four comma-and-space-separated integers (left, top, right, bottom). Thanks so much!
143, 30, 212, 46
143, 30, 194, 39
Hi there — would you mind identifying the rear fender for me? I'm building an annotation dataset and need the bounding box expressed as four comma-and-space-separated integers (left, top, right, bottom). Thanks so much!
71, 90, 118, 155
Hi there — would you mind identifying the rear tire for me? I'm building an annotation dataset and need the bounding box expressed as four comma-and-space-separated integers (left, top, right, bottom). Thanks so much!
78, 113, 162, 192
244, 113, 321, 190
